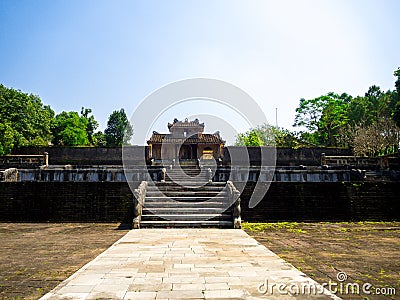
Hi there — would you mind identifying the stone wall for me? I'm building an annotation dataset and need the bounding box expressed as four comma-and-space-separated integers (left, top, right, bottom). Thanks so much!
222, 147, 353, 166
14, 146, 353, 166
0, 181, 398, 223
13, 146, 147, 166
0, 182, 136, 223
0, 168, 18, 182
240, 182, 400, 222
0, 154, 48, 168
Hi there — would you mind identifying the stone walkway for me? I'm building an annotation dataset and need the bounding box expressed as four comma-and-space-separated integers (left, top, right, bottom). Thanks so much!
41, 229, 340, 299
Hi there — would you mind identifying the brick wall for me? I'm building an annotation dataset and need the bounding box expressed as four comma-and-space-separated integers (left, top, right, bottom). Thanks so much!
0, 181, 398, 223
0, 182, 137, 223
240, 182, 400, 222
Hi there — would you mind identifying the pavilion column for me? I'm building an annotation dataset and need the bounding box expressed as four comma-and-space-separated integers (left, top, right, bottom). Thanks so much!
149, 143, 153, 158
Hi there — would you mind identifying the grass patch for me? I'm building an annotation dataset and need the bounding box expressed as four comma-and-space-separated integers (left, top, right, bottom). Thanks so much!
244, 221, 400, 300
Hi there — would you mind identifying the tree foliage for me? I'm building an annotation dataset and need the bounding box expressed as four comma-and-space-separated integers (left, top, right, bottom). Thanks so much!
92, 131, 106, 146
293, 67, 400, 155
235, 124, 305, 148
0, 84, 54, 154
80, 107, 99, 145
51, 111, 90, 146
393, 67, 400, 127
0, 83, 137, 151
294, 92, 351, 146
0, 122, 15, 155
104, 109, 133, 146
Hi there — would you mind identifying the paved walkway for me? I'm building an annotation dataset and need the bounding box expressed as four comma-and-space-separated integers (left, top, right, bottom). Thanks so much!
41, 229, 340, 299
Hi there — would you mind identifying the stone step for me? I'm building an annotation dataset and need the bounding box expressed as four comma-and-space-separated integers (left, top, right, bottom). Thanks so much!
164, 179, 208, 183
146, 191, 227, 197
142, 207, 231, 214
147, 187, 226, 192
166, 170, 203, 173
166, 170, 202, 174
139, 220, 233, 228
145, 196, 227, 202
139, 179, 233, 228
165, 178, 205, 182
166, 171, 203, 175
141, 213, 231, 221
144, 202, 228, 208
165, 177, 203, 180
154, 182, 226, 187
165, 175, 206, 179
148, 188, 224, 192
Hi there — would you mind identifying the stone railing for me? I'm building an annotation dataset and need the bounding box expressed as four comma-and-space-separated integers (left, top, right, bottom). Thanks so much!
227, 181, 241, 229
0, 168, 18, 182
214, 167, 351, 183
0, 153, 48, 168
321, 153, 387, 169
132, 181, 148, 229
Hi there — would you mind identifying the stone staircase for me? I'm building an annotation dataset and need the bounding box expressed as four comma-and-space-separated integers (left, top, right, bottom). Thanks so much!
135, 166, 240, 228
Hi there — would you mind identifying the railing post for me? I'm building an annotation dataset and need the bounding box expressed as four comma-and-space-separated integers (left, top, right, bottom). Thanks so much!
227, 181, 241, 229
161, 168, 166, 182
321, 153, 326, 166
133, 181, 148, 229
207, 168, 213, 183
43, 152, 49, 167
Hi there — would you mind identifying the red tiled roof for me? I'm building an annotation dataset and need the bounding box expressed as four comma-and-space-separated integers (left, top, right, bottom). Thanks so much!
147, 133, 224, 144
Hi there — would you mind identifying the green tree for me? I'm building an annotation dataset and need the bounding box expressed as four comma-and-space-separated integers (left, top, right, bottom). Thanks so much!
393, 67, 400, 127
347, 95, 369, 126
235, 129, 264, 146
51, 111, 89, 146
104, 109, 133, 146
80, 107, 99, 145
92, 131, 106, 146
293, 67, 400, 152
0, 84, 54, 153
294, 93, 350, 146
235, 124, 301, 147
0, 122, 14, 155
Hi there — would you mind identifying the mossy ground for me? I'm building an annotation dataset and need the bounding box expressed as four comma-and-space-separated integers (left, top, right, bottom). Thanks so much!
0, 222, 398, 299
0, 223, 128, 299
244, 221, 400, 300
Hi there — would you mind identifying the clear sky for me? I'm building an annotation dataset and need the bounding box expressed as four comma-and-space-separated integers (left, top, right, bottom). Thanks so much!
0, 0, 399, 145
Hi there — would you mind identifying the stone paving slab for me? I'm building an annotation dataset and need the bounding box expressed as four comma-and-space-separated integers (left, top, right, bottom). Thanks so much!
41, 229, 341, 299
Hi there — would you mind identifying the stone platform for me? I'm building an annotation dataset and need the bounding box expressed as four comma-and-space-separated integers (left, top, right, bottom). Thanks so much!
41, 229, 340, 299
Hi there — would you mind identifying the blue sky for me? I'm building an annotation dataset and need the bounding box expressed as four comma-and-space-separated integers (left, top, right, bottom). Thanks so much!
1, 0, 399, 145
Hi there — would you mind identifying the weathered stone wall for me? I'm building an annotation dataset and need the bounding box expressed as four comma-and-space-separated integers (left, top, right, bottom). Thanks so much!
13, 146, 147, 165
0, 182, 136, 223
14, 146, 353, 166
0, 181, 398, 222
222, 147, 353, 166
240, 182, 400, 222
0, 154, 48, 168
0, 168, 18, 182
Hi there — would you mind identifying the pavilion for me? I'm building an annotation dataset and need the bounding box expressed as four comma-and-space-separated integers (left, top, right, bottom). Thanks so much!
147, 118, 225, 163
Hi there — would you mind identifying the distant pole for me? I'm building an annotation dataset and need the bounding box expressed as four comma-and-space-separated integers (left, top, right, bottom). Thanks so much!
275, 108, 278, 128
